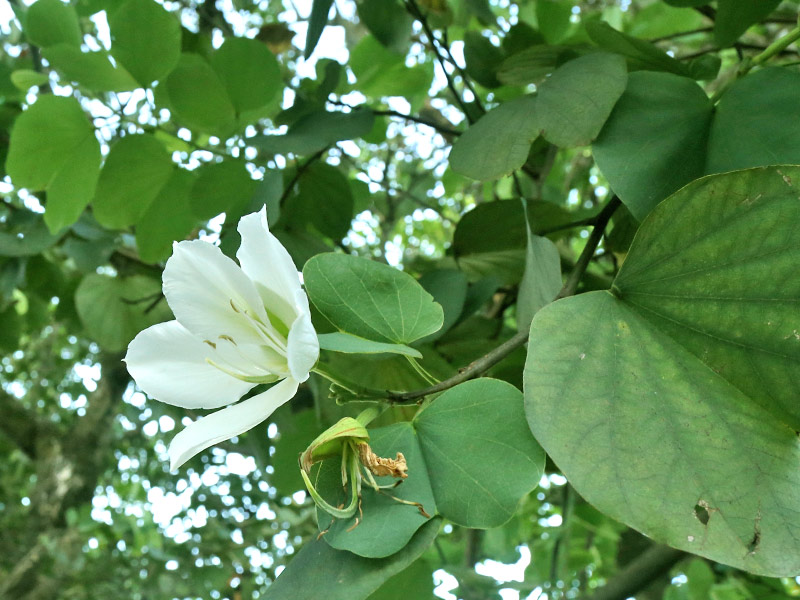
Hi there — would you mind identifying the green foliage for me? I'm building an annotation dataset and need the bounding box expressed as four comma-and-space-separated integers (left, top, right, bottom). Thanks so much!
525, 166, 800, 576
3, 0, 800, 597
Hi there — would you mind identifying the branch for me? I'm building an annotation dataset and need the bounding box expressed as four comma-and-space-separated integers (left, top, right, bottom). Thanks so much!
582, 544, 686, 600
371, 109, 461, 137
387, 196, 621, 403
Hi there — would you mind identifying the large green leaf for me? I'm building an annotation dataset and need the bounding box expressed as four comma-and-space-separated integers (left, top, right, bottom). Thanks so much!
262, 517, 440, 600
75, 273, 171, 352
165, 54, 237, 135
356, 0, 413, 53
536, 53, 627, 148
303, 253, 444, 345
189, 159, 256, 219
592, 71, 712, 221
416, 379, 544, 528
585, 21, 690, 77
296, 163, 354, 239
108, 0, 181, 86
210, 37, 282, 116
706, 68, 800, 174
449, 95, 538, 181
517, 226, 561, 332
42, 45, 138, 92
6, 95, 101, 232
524, 166, 800, 576
0, 211, 59, 257
24, 0, 82, 48
714, 0, 780, 47
92, 134, 174, 229
349, 35, 433, 102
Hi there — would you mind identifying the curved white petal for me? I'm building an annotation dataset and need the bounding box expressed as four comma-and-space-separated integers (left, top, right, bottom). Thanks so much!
236, 207, 302, 327
168, 377, 300, 471
125, 320, 255, 409
163, 240, 268, 346
287, 289, 319, 382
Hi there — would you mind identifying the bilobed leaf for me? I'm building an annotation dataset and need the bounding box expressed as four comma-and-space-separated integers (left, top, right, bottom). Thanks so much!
318, 332, 423, 358
496, 45, 566, 86
414, 378, 545, 528
24, 0, 82, 48
92, 134, 174, 229
536, 0, 572, 43
706, 68, 800, 174
252, 108, 374, 155
349, 35, 434, 102
303, 253, 444, 345
43, 45, 139, 92
263, 517, 440, 600
524, 166, 800, 576
449, 95, 539, 181
210, 37, 282, 116
418, 269, 468, 342
296, 163, 354, 239
108, 0, 181, 86
135, 169, 197, 263
165, 53, 237, 135
189, 159, 257, 219
463, 32, 503, 88
592, 71, 712, 221
714, 0, 780, 47
75, 273, 171, 352
536, 53, 627, 147
6, 95, 101, 232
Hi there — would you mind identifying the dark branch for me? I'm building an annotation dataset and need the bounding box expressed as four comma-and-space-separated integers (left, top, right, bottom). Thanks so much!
582, 544, 686, 600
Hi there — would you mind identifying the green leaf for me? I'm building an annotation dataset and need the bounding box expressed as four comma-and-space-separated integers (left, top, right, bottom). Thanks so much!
586, 21, 690, 77
536, 53, 627, 148
357, 0, 413, 53
269, 408, 324, 494
108, 0, 181, 86
42, 45, 138, 92
414, 378, 545, 528
92, 134, 174, 229
303, 253, 444, 345
165, 53, 237, 135
314, 423, 436, 558
24, 0, 82, 48
524, 166, 800, 576
367, 559, 434, 600
463, 32, 503, 88
296, 163, 354, 239
305, 0, 334, 59
0, 211, 59, 257
10, 69, 49, 90
262, 517, 440, 600
592, 71, 712, 221
75, 273, 171, 352
6, 95, 101, 232
252, 108, 374, 155
210, 37, 282, 116
536, 0, 573, 44
707, 68, 800, 174
189, 159, 256, 219
496, 45, 567, 86
449, 95, 539, 181
517, 226, 561, 332
349, 36, 433, 102
714, 0, 780, 48
318, 332, 423, 358
418, 269, 468, 343
135, 169, 197, 263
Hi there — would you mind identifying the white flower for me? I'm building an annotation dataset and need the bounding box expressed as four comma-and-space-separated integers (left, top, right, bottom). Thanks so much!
124, 207, 319, 471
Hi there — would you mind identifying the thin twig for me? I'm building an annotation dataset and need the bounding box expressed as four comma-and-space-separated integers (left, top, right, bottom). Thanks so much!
277, 147, 329, 208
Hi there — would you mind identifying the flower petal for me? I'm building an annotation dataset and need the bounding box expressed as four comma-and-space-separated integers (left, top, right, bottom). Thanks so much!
167, 377, 300, 471
287, 289, 319, 382
125, 320, 255, 409
163, 239, 268, 346
236, 207, 302, 327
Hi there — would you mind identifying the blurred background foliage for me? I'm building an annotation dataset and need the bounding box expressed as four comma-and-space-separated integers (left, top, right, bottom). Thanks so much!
2, 0, 800, 598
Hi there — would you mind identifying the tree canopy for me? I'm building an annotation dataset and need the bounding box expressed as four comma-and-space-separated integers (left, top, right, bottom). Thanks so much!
2, 0, 800, 599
